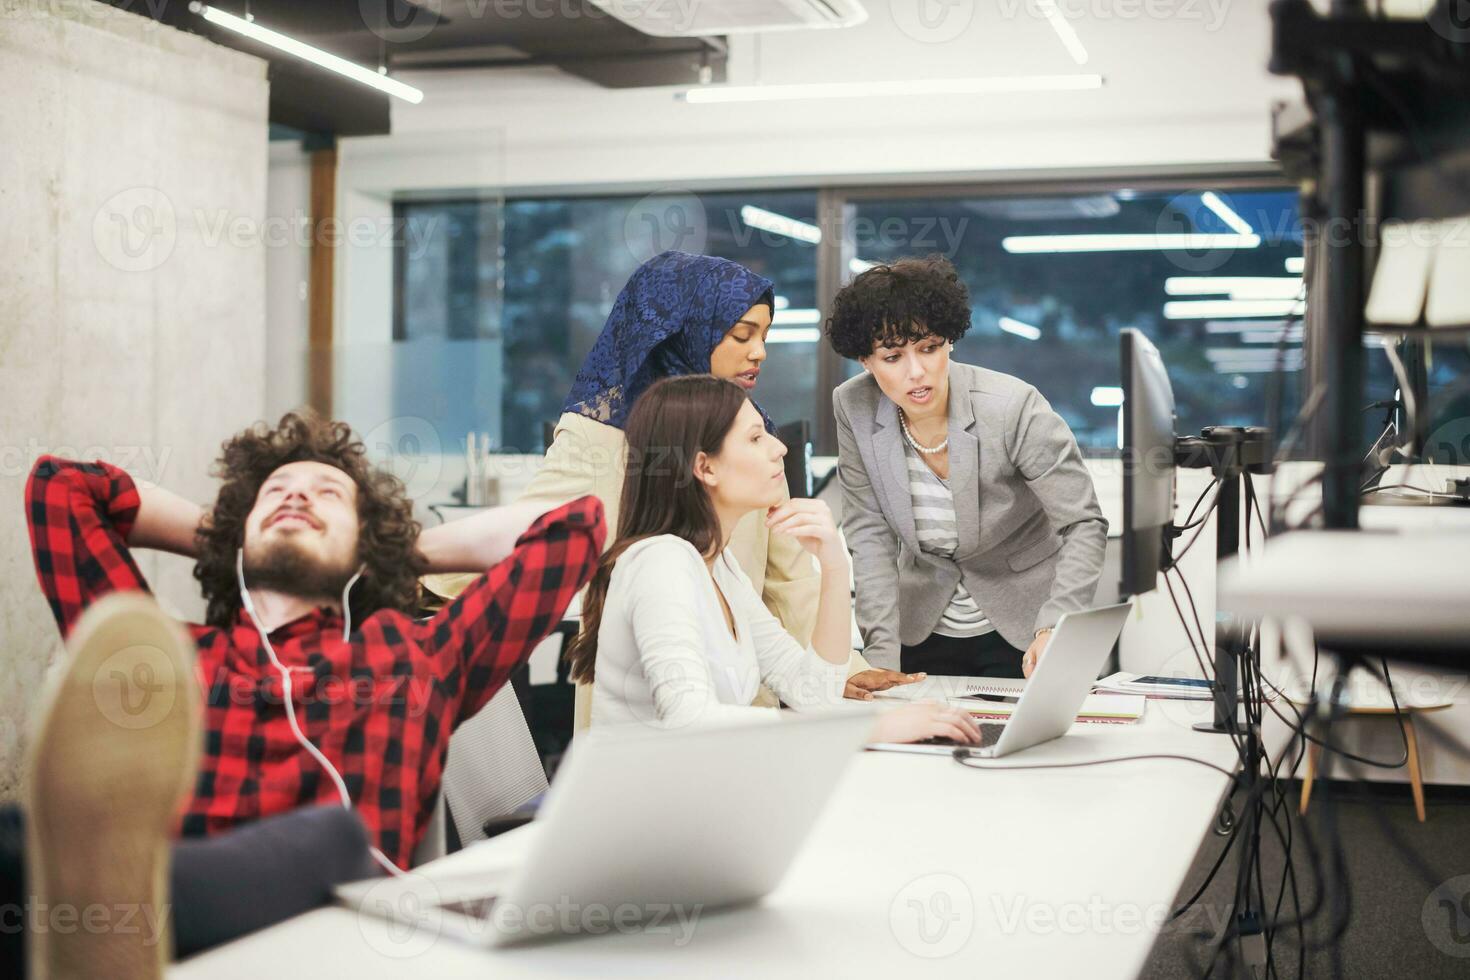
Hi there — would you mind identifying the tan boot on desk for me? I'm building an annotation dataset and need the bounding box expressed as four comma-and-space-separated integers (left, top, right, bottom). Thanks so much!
23, 593, 201, 980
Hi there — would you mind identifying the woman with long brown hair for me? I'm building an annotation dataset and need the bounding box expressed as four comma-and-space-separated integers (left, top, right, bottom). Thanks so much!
567, 375, 982, 743
425, 252, 914, 727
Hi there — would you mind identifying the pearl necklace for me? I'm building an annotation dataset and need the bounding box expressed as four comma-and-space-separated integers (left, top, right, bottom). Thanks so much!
899, 410, 948, 455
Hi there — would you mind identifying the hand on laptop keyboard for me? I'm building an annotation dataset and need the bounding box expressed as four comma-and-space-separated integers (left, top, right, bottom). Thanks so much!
921, 723, 1005, 750
872, 703, 986, 745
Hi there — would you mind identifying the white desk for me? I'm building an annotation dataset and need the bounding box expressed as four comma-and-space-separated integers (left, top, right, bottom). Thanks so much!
173, 710, 1250, 980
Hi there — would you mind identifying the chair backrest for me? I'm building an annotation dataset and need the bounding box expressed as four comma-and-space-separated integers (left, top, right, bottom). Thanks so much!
777, 419, 814, 498
410, 791, 448, 867
440, 683, 550, 847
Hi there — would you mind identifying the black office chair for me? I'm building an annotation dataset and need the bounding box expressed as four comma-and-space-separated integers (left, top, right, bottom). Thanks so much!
777, 419, 814, 498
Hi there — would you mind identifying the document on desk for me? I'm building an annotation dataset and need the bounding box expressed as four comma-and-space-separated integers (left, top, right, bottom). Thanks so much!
872, 679, 1145, 724
1094, 671, 1214, 700
958, 693, 1146, 724
871, 675, 1027, 702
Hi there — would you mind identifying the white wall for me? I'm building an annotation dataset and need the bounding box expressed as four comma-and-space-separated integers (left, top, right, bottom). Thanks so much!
264, 140, 312, 421
0, 2, 268, 800
384, 3, 1297, 191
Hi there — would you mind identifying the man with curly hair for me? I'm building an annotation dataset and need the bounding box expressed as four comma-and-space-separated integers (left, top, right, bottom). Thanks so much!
22, 411, 604, 876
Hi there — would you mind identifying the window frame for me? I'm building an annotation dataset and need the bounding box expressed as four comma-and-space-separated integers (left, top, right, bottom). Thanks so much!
391, 164, 1307, 456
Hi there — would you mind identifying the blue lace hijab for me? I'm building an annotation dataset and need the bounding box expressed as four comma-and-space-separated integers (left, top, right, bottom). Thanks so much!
562, 251, 777, 430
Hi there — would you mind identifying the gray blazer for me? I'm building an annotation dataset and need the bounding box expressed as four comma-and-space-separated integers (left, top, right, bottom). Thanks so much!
834, 361, 1108, 670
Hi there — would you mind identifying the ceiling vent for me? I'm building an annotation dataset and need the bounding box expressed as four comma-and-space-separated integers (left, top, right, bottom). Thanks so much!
588, 0, 867, 37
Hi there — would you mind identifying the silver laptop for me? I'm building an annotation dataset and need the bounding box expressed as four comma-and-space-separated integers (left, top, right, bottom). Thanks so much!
338, 710, 873, 946
869, 601, 1133, 759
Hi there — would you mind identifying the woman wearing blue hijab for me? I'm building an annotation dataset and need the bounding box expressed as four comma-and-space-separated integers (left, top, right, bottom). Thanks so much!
562, 249, 780, 430
482, 251, 903, 722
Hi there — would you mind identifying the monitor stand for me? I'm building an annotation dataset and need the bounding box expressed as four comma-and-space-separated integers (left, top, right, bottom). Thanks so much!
1171, 426, 1272, 736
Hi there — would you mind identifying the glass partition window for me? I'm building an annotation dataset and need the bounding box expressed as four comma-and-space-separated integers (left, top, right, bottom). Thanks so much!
396, 191, 820, 454
843, 189, 1310, 451
395, 183, 1399, 460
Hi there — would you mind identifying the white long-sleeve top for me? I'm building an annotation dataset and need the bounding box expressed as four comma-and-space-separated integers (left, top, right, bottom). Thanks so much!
590, 535, 847, 730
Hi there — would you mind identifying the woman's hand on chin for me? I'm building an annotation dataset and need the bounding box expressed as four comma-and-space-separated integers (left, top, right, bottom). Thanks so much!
871, 703, 983, 745
764, 499, 847, 570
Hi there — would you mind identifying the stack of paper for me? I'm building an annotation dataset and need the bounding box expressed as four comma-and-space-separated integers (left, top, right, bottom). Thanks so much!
1094, 672, 1214, 700
955, 693, 1146, 724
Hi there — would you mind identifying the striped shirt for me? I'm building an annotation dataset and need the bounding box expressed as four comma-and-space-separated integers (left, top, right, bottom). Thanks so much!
903, 438, 995, 638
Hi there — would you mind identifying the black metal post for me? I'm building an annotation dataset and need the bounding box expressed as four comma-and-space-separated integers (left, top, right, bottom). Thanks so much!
1316, 47, 1367, 528
1174, 427, 1251, 736
1199, 469, 1242, 735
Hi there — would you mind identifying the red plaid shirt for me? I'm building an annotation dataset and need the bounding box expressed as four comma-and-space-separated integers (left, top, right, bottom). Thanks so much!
25, 457, 604, 869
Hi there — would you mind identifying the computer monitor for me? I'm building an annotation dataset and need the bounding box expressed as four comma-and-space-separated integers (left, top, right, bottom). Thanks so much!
777, 419, 814, 498
1120, 328, 1177, 597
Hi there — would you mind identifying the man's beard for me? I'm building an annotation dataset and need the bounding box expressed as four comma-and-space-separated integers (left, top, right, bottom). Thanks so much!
243, 537, 358, 602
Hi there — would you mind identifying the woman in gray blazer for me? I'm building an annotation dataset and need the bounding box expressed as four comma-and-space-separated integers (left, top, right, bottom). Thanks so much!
825, 256, 1108, 679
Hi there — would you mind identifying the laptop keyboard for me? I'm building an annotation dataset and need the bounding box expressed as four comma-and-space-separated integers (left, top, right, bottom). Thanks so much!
921, 722, 1005, 750
439, 895, 499, 920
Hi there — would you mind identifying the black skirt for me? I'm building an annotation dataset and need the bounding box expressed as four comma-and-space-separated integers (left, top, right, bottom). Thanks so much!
900, 630, 1026, 678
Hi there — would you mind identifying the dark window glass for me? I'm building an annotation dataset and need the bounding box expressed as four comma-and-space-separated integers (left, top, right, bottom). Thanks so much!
397, 191, 820, 452
844, 189, 1320, 451
1423, 339, 1470, 470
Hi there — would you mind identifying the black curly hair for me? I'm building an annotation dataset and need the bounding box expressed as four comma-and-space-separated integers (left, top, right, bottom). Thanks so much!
193, 411, 425, 629
823, 254, 971, 360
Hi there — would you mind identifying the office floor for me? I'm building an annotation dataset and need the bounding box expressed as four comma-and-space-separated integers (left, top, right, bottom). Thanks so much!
1141, 780, 1470, 979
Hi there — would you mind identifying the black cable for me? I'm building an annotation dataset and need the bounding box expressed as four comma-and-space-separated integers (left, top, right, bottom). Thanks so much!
1245, 474, 1268, 542
1170, 567, 1251, 763
1168, 820, 1241, 922
1175, 599, 1305, 976
1321, 693, 1359, 954
1174, 478, 1221, 532
1170, 488, 1224, 565
1243, 475, 1255, 556
1169, 642, 1299, 936
1164, 570, 1218, 687
1174, 571, 1213, 678
1255, 669, 1409, 769
1361, 482, 1438, 496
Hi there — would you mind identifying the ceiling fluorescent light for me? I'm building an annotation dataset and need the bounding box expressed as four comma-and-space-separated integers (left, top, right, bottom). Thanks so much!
1165, 299, 1306, 320
773, 308, 822, 325
741, 206, 822, 244
1242, 329, 1305, 344
1206, 347, 1304, 363
1035, 0, 1089, 65
1199, 192, 1255, 236
1285, 256, 1306, 273
1164, 277, 1304, 299
850, 258, 878, 275
1211, 361, 1302, 374
998, 316, 1042, 340
1091, 386, 1124, 407
679, 74, 1104, 104
191, 3, 424, 104
766, 327, 822, 344
1003, 233, 1259, 254
1204, 319, 1294, 334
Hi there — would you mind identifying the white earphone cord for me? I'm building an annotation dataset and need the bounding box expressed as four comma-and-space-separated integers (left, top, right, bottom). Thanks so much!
236, 550, 402, 877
